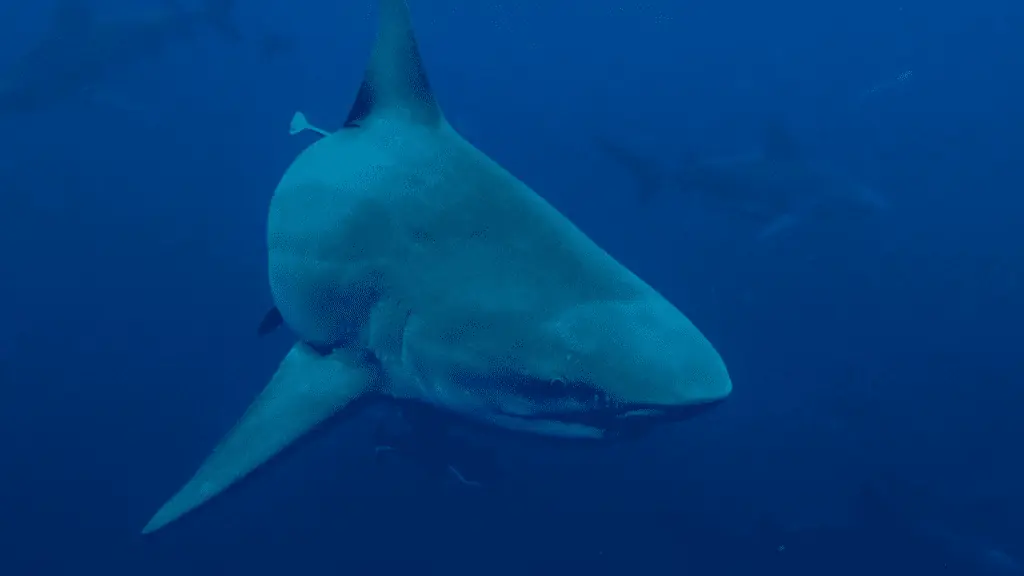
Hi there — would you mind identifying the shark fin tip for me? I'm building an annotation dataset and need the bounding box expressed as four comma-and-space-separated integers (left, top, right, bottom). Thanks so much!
141, 344, 376, 532
344, 0, 441, 127
141, 509, 171, 535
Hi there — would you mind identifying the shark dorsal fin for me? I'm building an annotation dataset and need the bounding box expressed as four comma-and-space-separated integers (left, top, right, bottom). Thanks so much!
344, 0, 441, 128
763, 122, 801, 163
53, 0, 93, 39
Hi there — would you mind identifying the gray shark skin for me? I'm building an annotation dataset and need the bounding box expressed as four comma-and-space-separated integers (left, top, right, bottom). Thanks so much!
598, 124, 888, 240
0, 0, 240, 114
141, 0, 731, 534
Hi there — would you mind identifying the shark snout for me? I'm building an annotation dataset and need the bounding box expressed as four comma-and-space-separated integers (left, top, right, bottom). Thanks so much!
628, 299, 731, 409
554, 298, 733, 413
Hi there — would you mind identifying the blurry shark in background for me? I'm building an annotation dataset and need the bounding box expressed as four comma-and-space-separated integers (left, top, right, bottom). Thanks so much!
0, 0, 290, 114
857, 482, 1024, 576
597, 123, 888, 240
754, 481, 1023, 576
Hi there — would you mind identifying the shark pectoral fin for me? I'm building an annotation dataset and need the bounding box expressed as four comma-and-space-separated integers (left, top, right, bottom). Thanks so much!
256, 306, 284, 336
289, 111, 330, 137
758, 212, 803, 241
141, 342, 377, 534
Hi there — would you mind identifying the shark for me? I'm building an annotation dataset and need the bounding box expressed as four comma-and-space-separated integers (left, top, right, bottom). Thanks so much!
0, 0, 244, 114
141, 0, 732, 534
754, 481, 1023, 575
597, 124, 888, 240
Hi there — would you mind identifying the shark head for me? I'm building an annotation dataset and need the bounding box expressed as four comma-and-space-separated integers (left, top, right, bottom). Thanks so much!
476, 298, 732, 438
389, 292, 732, 441
142, 0, 731, 535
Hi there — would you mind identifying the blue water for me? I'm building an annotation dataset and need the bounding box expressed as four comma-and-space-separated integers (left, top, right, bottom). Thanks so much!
1, 0, 1022, 574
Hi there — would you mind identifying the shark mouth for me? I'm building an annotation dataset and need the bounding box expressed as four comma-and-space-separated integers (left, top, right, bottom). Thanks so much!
500, 378, 726, 439
524, 400, 723, 427
453, 370, 727, 439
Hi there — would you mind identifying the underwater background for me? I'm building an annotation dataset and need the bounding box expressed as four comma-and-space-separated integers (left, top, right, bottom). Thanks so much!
1, 0, 1022, 574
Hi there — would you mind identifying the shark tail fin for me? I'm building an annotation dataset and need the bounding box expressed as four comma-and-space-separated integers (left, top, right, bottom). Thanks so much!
141, 343, 377, 534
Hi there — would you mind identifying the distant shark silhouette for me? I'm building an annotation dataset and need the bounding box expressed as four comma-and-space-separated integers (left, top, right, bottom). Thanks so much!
141, 0, 732, 534
597, 124, 888, 240
0, 0, 281, 113
856, 482, 1024, 576
755, 481, 1023, 576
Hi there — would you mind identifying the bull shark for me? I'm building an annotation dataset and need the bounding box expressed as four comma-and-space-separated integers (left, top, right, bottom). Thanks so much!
756, 482, 1023, 575
597, 124, 888, 240
141, 0, 731, 534
0, 0, 241, 114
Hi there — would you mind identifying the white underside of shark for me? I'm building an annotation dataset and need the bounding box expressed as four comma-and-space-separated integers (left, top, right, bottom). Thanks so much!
141, 0, 732, 535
